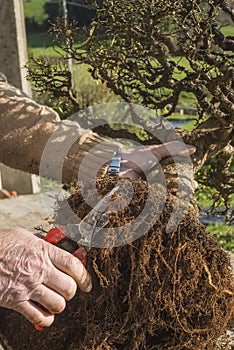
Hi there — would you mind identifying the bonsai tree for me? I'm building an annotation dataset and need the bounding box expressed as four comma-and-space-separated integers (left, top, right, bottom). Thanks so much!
28, 0, 234, 221
1, 1, 233, 349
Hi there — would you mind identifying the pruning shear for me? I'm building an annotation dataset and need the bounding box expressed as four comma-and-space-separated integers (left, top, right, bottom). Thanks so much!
44, 185, 119, 264
35, 185, 119, 331
46, 185, 120, 261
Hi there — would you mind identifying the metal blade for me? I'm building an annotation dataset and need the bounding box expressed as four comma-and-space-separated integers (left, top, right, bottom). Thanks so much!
64, 185, 120, 249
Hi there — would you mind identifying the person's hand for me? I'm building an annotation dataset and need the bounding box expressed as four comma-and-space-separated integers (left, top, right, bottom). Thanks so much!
0, 228, 92, 327
120, 141, 196, 180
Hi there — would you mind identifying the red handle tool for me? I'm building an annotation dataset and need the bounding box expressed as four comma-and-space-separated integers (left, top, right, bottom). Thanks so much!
35, 226, 87, 331
44, 226, 87, 266
35, 185, 120, 331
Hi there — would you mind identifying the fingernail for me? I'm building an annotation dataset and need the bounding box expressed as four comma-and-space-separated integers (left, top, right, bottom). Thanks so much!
187, 145, 196, 152
85, 277, 92, 293
86, 282, 92, 293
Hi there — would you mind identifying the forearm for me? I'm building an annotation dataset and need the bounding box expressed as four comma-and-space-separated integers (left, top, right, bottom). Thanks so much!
0, 77, 119, 183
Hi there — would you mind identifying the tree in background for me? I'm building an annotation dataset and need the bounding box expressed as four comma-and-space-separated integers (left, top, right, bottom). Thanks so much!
28, 0, 234, 225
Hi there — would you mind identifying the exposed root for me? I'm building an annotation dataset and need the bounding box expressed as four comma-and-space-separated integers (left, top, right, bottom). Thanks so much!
0, 176, 233, 350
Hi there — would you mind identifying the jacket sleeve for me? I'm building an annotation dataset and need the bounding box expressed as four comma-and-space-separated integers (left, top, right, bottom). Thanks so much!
0, 76, 119, 184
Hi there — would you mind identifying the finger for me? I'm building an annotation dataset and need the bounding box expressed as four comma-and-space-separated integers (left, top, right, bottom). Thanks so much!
48, 244, 92, 293
14, 300, 54, 327
166, 142, 196, 157
151, 142, 196, 158
184, 144, 196, 155
45, 266, 77, 301
30, 284, 66, 314
193, 180, 199, 191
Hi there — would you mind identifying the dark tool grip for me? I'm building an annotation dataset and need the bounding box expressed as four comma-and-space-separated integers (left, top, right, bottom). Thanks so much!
35, 228, 87, 331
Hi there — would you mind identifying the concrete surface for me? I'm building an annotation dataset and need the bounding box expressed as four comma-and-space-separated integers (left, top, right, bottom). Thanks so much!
0, 191, 57, 232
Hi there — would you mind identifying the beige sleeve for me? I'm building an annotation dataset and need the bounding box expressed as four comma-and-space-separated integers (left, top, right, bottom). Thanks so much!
0, 77, 119, 184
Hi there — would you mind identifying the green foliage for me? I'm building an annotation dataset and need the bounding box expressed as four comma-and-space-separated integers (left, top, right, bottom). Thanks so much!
26, 57, 77, 118
198, 184, 234, 252
40, 1, 233, 173
23, 0, 48, 25
27, 57, 120, 117
196, 152, 233, 219
73, 64, 121, 108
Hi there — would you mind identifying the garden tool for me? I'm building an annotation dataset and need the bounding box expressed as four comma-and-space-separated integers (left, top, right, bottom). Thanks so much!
35, 185, 120, 330
43, 185, 120, 265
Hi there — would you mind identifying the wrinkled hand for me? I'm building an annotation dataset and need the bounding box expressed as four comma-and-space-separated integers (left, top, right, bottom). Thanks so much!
120, 141, 196, 180
0, 228, 92, 327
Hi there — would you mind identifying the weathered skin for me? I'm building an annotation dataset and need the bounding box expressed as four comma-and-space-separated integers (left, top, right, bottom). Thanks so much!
0, 228, 92, 327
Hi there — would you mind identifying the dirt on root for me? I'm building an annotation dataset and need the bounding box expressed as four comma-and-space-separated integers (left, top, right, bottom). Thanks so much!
0, 176, 233, 350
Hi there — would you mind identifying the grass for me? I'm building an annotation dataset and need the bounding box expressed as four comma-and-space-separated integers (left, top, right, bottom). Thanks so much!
197, 189, 234, 252
27, 31, 53, 48
26, 32, 61, 58
207, 223, 234, 252
167, 112, 197, 131
28, 45, 60, 58
24, 0, 48, 25
221, 25, 234, 36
